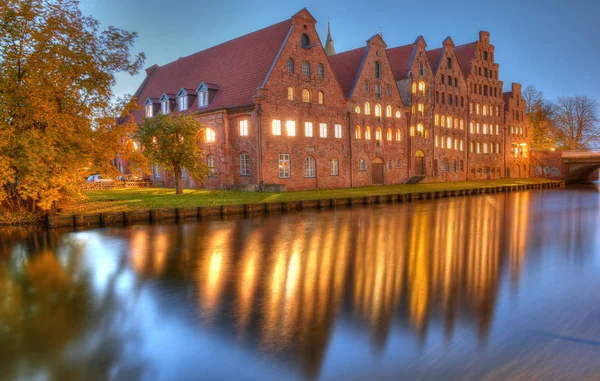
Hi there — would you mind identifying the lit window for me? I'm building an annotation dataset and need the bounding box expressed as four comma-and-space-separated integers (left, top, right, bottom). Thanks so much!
304, 156, 316, 178
145, 105, 153, 118
286, 120, 296, 136
454, 118, 458, 129
418, 81, 425, 96
302, 61, 310, 76
239, 120, 248, 136
454, 138, 458, 150
469, 103, 473, 113
417, 124, 424, 136
320, 123, 327, 138
496, 125, 500, 135
359, 159, 367, 171
476, 123, 480, 134
411, 82, 417, 93
435, 135, 439, 147
178, 96, 188, 111
460, 119, 464, 129
334, 124, 342, 139
354, 105, 361, 114
441, 115, 446, 127
278, 154, 290, 178
483, 143, 489, 153
411, 105, 416, 115
386, 128, 392, 141
205, 128, 216, 142
477, 142, 481, 153
330, 159, 339, 176
207, 155, 217, 177
386, 105, 392, 117
470, 141, 474, 152
355, 125, 361, 139
470, 122, 474, 133
364, 102, 371, 115
288, 58, 294, 73
318, 63, 324, 77
375, 104, 382, 117
305, 122, 313, 137
418, 103, 424, 115
435, 114, 439, 126
318, 91, 324, 105
302, 89, 311, 103
483, 105, 488, 116
198, 91, 208, 107
375, 127, 382, 142
395, 111, 401, 118
365, 126, 371, 140
483, 124, 487, 134
446, 116, 451, 127
240, 153, 250, 176
447, 137, 452, 149
476, 103, 480, 115
410, 126, 415, 136
272, 119, 282, 135
395, 129, 401, 141
287, 87, 294, 101
460, 140, 463, 151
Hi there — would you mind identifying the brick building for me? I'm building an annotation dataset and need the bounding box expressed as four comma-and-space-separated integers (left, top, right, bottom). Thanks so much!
125, 8, 531, 191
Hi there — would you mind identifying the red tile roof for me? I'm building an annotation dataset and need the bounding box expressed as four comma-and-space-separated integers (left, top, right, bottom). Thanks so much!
426, 47, 443, 74
327, 47, 366, 98
131, 18, 293, 123
454, 42, 477, 79
386, 44, 416, 80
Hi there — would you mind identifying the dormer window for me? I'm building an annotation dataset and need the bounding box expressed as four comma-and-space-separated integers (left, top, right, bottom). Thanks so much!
178, 96, 187, 111
145, 104, 153, 118
161, 100, 169, 114
198, 91, 208, 107
143, 98, 158, 118
159, 93, 175, 114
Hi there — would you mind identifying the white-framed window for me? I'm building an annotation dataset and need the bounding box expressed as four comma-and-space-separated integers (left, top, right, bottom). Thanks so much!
205, 128, 216, 142
198, 91, 208, 107
145, 105, 153, 118
178, 96, 188, 111
272, 119, 281, 135
161, 100, 169, 114
447, 137, 452, 149
239, 120, 248, 136
334, 124, 342, 139
386, 105, 392, 117
375, 104, 382, 117
207, 155, 217, 177
305, 122, 313, 137
460, 140, 464, 151
304, 156, 316, 178
240, 153, 249, 176
364, 102, 371, 115
302, 61, 310, 76
278, 154, 290, 178
330, 158, 339, 176
470, 122, 474, 133
359, 158, 367, 171
286, 120, 296, 136
320, 123, 327, 138
483, 124, 487, 134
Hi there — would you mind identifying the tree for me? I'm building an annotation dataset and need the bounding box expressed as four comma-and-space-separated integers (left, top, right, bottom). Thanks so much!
553, 96, 600, 150
522, 85, 543, 114
135, 114, 209, 194
0, 0, 145, 212
523, 85, 557, 149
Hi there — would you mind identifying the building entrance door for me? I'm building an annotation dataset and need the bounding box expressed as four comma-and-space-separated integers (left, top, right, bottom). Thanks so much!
372, 157, 384, 185
414, 150, 425, 175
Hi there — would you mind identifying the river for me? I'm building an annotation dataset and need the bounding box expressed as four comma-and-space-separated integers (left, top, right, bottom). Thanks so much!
1, 186, 600, 380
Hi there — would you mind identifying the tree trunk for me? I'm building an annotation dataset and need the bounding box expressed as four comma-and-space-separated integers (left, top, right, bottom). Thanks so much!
173, 163, 183, 195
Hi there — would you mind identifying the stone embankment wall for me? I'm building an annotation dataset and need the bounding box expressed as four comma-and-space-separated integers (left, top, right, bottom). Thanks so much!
530, 149, 565, 179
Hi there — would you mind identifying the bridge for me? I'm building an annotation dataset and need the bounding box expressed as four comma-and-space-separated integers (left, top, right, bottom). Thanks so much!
562, 149, 600, 182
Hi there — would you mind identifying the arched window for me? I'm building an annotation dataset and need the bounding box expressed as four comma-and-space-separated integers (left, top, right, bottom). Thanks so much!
364, 102, 371, 115
365, 80, 370, 92
287, 58, 294, 73
418, 103, 424, 115
417, 123, 424, 137
365, 126, 371, 140
386, 105, 392, 117
318, 91, 324, 105
304, 156, 316, 177
375, 83, 381, 99
386, 128, 392, 141
355, 125, 362, 139
318, 63, 324, 77
205, 128, 216, 142
441, 115, 446, 127
460, 119, 464, 130
435, 114, 439, 126
460, 160, 464, 172
287, 87, 294, 101
483, 105, 488, 115
302, 61, 310, 76
483, 143, 489, 153
446, 116, 451, 128
441, 159, 449, 172
375, 61, 381, 79
454, 118, 458, 129
395, 129, 401, 141
302, 89, 311, 103
375, 104, 382, 117
375, 127, 383, 141
412, 82, 417, 93
240, 153, 250, 176
452, 160, 457, 172
301, 34, 310, 48
395, 111, 401, 118
418, 81, 426, 96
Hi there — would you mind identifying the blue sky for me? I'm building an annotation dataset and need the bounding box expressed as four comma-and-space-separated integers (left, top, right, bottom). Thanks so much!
80, 0, 599, 105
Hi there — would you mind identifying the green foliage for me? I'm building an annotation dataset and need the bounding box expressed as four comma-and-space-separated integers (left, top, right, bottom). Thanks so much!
0, 0, 144, 211
135, 114, 209, 194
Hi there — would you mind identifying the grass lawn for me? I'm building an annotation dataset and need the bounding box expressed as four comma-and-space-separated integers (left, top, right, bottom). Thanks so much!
58, 178, 560, 216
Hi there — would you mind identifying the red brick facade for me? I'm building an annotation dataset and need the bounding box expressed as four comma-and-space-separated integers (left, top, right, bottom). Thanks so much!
126, 8, 532, 191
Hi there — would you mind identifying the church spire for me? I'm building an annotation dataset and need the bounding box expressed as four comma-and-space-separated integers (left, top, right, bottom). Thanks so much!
325, 18, 336, 56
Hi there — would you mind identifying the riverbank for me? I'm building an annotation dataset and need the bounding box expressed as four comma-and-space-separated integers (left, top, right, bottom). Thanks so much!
28, 178, 561, 229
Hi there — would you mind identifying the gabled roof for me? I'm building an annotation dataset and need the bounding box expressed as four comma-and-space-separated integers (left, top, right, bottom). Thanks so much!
132, 18, 294, 122
454, 42, 477, 79
426, 47, 443, 74
328, 47, 367, 98
386, 44, 415, 80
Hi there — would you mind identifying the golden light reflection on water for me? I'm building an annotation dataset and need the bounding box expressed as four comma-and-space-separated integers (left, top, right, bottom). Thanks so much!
124, 193, 533, 366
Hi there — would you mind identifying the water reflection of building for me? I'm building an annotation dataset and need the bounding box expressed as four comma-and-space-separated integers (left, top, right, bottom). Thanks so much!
125, 193, 532, 378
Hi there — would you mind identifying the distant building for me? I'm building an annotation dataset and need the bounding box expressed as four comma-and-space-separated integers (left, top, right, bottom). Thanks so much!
127, 8, 530, 190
